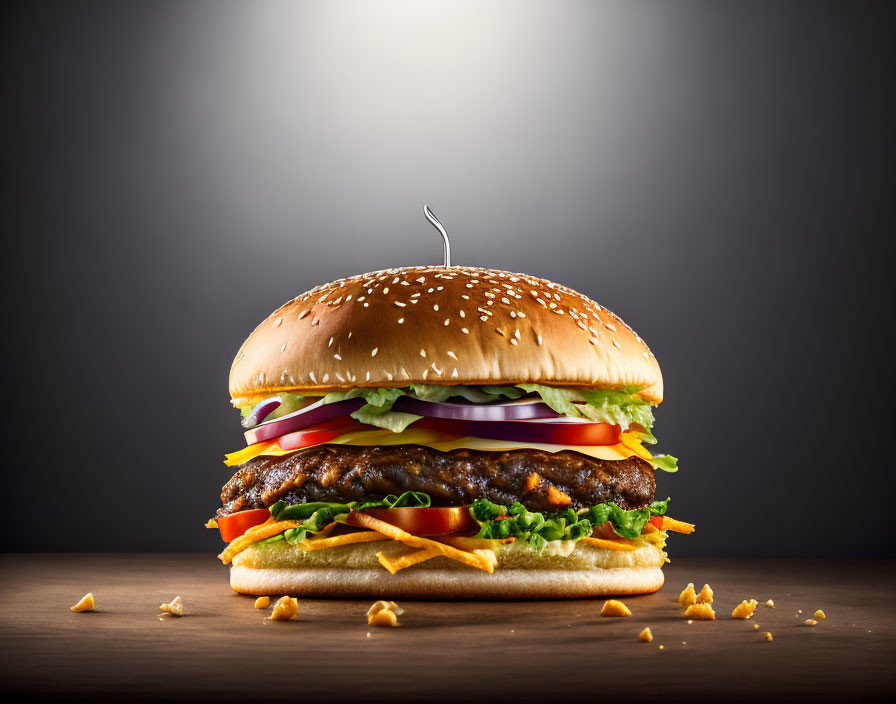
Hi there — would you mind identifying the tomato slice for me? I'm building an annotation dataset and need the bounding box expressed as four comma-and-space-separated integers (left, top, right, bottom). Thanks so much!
346, 507, 479, 536
649, 515, 665, 530
277, 418, 369, 450
217, 508, 272, 542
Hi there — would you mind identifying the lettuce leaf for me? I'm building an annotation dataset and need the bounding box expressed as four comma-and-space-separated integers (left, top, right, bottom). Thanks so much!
517, 383, 656, 442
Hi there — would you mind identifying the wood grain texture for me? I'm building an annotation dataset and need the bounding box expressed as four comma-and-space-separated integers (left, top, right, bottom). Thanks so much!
1, 555, 893, 702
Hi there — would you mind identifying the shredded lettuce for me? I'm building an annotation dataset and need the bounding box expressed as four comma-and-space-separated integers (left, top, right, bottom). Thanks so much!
471, 497, 670, 550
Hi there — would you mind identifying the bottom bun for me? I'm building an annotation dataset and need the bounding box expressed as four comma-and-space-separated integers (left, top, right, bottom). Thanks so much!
229, 565, 664, 600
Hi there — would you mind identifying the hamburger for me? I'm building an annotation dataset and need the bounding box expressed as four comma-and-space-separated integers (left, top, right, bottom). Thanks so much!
211, 265, 692, 598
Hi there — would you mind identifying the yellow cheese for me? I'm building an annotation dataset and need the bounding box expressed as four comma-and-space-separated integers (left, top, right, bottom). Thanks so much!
225, 428, 650, 467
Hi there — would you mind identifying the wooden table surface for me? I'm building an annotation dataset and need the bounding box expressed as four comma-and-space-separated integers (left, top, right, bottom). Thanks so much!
1, 554, 893, 702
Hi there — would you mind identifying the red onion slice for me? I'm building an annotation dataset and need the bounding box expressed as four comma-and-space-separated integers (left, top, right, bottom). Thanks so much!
416, 417, 621, 445
393, 396, 558, 421
244, 398, 364, 445
240, 397, 282, 429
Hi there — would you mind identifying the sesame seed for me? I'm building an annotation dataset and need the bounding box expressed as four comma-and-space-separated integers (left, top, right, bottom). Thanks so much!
328, 337, 334, 347
466, 283, 473, 288
280, 343, 287, 352
495, 328, 505, 336
385, 372, 393, 381
422, 369, 429, 379
433, 304, 439, 311
518, 312, 526, 318
444, 319, 450, 326
431, 363, 443, 375
348, 332, 352, 339
510, 311, 517, 318
451, 368, 459, 378
428, 288, 434, 293
501, 297, 510, 304
382, 287, 389, 294
394, 301, 406, 307
416, 277, 425, 283
392, 277, 399, 284
411, 292, 421, 298
419, 349, 427, 358
333, 353, 342, 361
322, 373, 329, 383
274, 317, 283, 327
309, 371, 317, 383
398, 318, 404, 324
461, 294, 470, 300
363, 302, 369, 307
612, 339, 622, 349
514, 329, 521, 340
311, 319, 320, 326
537, 334, 543, 345
400, 367, 409, 379
365, 371, 371, 381
371, 348, 378, 357
480, 315, 488, 321
447, 351, 458, 360
335, 372, 345, 382
298, 310, 310, 320
461, 327, 469, 334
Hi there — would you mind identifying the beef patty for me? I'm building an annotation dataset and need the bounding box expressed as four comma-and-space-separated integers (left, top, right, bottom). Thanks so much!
218, 444, 655, 516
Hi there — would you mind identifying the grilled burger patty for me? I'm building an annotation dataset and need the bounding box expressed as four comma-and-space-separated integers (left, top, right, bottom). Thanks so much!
219, 445, 656, 517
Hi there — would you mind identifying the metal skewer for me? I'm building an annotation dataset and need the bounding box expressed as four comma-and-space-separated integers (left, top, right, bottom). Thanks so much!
423, 205, 451, 268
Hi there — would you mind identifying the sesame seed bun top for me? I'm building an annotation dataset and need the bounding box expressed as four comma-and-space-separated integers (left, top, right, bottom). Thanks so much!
229, 266, 663, 404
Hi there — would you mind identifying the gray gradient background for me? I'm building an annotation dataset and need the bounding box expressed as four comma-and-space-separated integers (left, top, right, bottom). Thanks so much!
2, 0, 893, 556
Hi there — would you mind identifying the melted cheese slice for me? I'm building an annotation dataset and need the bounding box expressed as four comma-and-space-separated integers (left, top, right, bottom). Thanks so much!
224, 428, 655, 467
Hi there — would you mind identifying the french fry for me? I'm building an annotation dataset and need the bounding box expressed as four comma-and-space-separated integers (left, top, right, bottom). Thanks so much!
661, 517, 695, 534
217, 520, 297, 564
377, 547, 441, 574
350, 512, 495, 572
300, 532, 390, 552
580, 537, 638, 552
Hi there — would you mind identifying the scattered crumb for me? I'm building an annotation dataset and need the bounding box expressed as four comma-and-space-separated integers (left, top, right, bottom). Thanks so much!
365, 632, 371, 638
764, 599, 775, 608
684, 603, 716, 620
71, 593, 94, 613
732, 599, 759, 619
754, 624, 760, 630
805, 619, 818, 626
159, 596, 184, 617
269, 596, 298, 621
600, 599, 631, 617
696, 584, 714, 604
798, 609, 802, 614
687, 619, 693, 624
254, 596, 270, 609
367, 600, 403, 627
765, 632, 774, 641
681, 641, 687, 645
678, 583, 697, 607
658, 644, 664, 650
814, 609, 826, 620
205, 518, 218, 529
638, 627, 653, 642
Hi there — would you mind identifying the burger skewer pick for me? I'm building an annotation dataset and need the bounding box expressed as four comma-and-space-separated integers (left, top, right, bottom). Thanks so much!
212, 208, 693, 599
